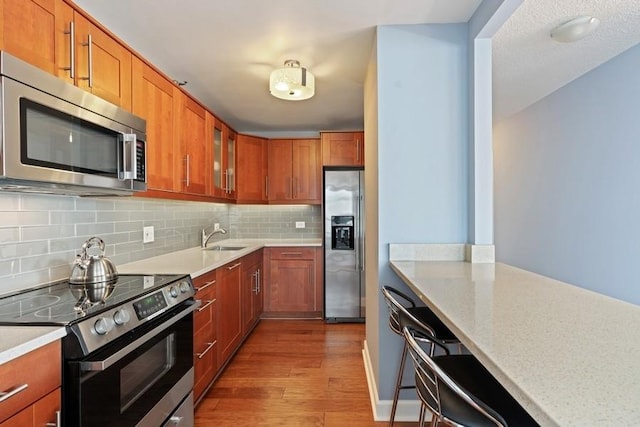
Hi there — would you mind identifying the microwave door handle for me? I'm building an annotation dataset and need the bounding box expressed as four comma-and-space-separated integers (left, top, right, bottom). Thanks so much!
120, 133, 137, 180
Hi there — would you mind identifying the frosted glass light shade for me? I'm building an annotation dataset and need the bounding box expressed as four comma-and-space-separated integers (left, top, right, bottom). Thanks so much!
269, 60, 315, 101
551, 16, 600, 43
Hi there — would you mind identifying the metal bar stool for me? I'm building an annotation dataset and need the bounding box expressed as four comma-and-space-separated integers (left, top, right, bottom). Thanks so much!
404, 326, 539, 427
381, 285, 460, 426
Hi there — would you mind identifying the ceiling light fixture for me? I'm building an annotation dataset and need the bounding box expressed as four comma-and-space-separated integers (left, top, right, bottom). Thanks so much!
550, 16, 600, 43
269, 60, 315, 101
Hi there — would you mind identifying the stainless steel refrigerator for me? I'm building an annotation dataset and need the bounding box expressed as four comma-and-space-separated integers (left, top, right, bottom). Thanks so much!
324, 168, 365, 322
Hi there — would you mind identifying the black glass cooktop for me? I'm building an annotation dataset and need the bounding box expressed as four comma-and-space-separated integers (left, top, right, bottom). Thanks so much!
0, 274, 186, 326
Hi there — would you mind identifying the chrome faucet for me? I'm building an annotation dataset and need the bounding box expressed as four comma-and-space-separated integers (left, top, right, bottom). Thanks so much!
201, 227, 227, 248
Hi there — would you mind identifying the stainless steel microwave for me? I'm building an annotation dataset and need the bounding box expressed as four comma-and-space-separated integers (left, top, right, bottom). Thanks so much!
0, 52, 147, 196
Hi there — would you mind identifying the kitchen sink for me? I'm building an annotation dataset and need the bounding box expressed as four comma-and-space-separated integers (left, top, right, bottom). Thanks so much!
203, 245, 247, 251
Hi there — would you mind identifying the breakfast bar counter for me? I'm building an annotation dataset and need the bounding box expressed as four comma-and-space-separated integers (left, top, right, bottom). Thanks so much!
390, 259, 640, 426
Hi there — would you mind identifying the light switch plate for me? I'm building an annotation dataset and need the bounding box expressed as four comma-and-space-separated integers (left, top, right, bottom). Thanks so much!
295, 221, 305, 229
143, 226, 155, 243
214, 223, 220, 231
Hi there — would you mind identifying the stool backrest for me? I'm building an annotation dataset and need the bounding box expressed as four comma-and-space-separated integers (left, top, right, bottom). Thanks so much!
381, 285, 438, 339
403, 326, 508, 427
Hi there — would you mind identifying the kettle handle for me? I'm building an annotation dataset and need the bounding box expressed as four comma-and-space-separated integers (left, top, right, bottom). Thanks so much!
81, 237, 106, 258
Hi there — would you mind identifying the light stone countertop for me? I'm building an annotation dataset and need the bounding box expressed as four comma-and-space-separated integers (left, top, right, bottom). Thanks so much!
118, 238, 322, 277
390, 260, 640, 427
0, 326, 66, 365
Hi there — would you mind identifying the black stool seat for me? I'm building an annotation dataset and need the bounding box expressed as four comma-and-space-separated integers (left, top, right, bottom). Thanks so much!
413, 351, 539, 426
432, 355, 538, 426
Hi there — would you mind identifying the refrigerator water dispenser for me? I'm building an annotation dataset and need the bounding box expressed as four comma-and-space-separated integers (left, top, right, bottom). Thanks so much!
331, 216, 354, 250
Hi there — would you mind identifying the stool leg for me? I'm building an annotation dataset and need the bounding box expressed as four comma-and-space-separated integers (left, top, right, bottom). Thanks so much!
389, 340, 408, 426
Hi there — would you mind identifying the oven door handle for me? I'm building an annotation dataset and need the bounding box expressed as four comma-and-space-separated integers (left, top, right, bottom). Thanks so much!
79, 301, 200, 372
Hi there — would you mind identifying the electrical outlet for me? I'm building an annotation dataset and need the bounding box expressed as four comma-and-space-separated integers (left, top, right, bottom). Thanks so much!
143, 226, 155, 243
295, 221, 305, 229
214, 223, 220, 231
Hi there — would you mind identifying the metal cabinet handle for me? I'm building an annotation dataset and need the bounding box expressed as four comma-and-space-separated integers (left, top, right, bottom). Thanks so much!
46, 410, 61, 427
196, 341, 216, 359
184, 155, 190, 187
293, 177, 298, 198
257, 268, 261, 293
195, 279, 216, 292
197, 298, 216, 312
0, 383, 28, 403
226, 262, 241, 270
251, 271, 258, 293
80, 34, 93, 87
63, 21, 75, 78
281, 252, 302, 256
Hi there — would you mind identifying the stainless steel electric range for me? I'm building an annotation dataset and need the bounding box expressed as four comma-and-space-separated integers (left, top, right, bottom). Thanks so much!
0, 274, 198, 427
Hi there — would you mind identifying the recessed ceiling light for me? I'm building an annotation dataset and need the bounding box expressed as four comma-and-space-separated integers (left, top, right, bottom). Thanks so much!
550, 16, 600, 43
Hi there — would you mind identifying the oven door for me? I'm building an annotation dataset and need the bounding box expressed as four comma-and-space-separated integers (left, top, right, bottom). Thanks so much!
65, 302, 196, 427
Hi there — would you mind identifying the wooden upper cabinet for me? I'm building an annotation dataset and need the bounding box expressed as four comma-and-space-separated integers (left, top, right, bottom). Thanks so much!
321, 131, 364, 166
72, 13, 131, 110
132, 57, 177, 192
267, 139, 321, 204
236, 134, 267, 203
1, 0, 61, 75
1, 0, 131, 109
292, 139, 321, 202
176, 91, 207, 195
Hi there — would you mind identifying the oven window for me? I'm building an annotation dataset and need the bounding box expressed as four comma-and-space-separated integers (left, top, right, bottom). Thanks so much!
120, 332, 176, 412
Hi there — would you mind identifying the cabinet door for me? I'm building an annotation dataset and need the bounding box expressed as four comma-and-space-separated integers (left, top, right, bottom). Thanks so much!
236, 134, 267, 203
177, 94, 207, 195
1, 0, 60, 77
321, 132, 364, 166
241, 261, 257, 335
132, 58, 177, 192
292, 138, 321, 203
218, 260, 243, 363
267, 258, 315, 312
267, 139, 293, 201
210, 117, 224, 197
33, 389, 61, 427
73, 13, 131, 110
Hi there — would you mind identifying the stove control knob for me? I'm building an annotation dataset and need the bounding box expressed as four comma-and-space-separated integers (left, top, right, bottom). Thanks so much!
94, 317, 115, 335
179, 281, 190, 293
169, 285, 179, 298
113, 309, 131, 326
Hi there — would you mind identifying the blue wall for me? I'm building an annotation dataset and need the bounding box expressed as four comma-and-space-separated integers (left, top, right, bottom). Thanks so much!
375, 24, 469, 400
494, 42, 640, 305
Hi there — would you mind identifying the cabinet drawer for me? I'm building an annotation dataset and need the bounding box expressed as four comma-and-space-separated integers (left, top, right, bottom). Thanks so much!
194, 285, 216, 334
268, 247, 316, 260
0, 341, 60, 423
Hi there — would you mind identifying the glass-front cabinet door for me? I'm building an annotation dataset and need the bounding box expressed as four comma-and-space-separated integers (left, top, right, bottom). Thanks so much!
226, 130, 236, 198
208, 115, 236, 199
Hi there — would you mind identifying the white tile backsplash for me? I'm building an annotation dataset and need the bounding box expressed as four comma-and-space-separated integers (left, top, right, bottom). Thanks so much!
0, 193, 322, 296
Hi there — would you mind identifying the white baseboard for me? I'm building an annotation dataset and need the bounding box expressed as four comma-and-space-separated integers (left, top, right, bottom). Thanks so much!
362, 339, 425, 422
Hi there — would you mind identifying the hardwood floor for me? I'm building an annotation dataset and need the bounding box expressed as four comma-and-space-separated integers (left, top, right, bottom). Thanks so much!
195, 319, 418, 426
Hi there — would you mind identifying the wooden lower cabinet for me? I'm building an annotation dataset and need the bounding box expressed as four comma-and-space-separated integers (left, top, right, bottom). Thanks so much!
263, 247, 323, 317
193, 270, 218, 402
217, 259, 243, 364
0, 388, 60, 427
0, 341, 61, 426
241, 249, 263, 334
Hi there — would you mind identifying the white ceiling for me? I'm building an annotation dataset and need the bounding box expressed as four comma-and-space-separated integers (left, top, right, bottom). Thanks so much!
492, 0, 640, 120
73, 0, 640, 134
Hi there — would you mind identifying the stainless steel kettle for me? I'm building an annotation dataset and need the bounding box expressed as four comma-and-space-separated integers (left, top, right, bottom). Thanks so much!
69, 237, 118, 285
